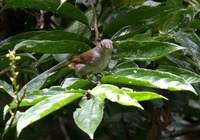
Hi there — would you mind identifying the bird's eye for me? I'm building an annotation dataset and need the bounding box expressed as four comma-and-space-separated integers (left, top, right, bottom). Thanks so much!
100, 42, 103, 47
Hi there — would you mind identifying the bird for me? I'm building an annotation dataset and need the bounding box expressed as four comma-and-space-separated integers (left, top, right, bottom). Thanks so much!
54, 39, 113, 76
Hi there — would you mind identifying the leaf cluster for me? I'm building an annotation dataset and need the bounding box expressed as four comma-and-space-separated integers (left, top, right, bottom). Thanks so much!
0, 0, 200, 140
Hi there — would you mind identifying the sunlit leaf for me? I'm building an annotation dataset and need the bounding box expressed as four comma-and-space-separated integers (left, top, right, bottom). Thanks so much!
8, 86, 67, 110
73, 96, 104, 139
102, 68, 197, 94
17, 93, 82, 137
91, 84, 143, 109
123, 89, 168, 101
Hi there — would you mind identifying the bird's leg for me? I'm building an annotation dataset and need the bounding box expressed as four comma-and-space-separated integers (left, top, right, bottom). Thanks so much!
86, 74, 101, 85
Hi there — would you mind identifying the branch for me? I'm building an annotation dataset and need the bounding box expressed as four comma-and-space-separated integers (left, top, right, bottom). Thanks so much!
169, 124, 200, 138
89, 0, 99, 42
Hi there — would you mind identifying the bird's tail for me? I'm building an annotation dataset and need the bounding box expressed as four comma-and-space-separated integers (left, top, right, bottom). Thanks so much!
53, 63, 69, 72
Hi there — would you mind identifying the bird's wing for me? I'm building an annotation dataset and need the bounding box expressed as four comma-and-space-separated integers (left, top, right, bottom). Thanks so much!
71, 50, 94, 64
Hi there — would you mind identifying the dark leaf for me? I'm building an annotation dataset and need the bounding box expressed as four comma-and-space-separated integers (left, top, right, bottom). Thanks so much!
1, 0, 88, 25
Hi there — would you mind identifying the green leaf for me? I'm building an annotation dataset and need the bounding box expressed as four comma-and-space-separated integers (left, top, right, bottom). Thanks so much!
112, 21, 148, 40
102, 68, 197, 95
8, 86, 67, 110
190, 19, 200, 30
122, 89, 168, 101
166, 0, 183, 6
157, 65, 200, 84
175, 31, 200, 68
73, 96, 104, 139
66, 8, 92, 38
61, 78, 91, 89
17, 60, 70, 97
116, 40, 184, 61
17, 93, 82, 137
0, 80, 13, 97
159, 6, 194, 34
14, 40, 90, 54
91, 84, 143, 109
114, 61, 138, 72
1, 0, 88, 25
103, 7, 129, 27
30, 30, 92, 46
165, 54, 195, 71
0, 31, 46, 50
103, 6, 179, 35
41, 67, 73, 88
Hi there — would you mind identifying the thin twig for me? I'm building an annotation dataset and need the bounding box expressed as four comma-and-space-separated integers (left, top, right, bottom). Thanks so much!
4, 86, 26, 140
89, 0, 99, 42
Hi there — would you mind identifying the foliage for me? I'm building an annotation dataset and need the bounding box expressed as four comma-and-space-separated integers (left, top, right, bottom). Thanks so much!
0, 0, 200, 140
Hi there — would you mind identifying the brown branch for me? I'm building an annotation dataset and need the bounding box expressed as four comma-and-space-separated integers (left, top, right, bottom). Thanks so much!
146, 96, 174, 140
170, 124, 200, 138
89, 0, 99, 42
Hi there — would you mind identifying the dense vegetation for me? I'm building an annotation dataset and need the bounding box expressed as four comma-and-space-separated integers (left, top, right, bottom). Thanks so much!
0, 0, 200, 139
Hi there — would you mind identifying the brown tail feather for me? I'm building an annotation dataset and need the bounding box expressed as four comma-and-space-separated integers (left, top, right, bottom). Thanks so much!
53, 63, 69, 72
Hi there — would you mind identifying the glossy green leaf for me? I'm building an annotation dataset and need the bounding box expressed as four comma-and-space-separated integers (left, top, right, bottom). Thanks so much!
116, 40, 184, 61
111, 6, 185, 40
103, 6, 179, 35
73, 96, 104, 139
159, 6, 194, 34
102, 68, 197, 94
17, 93, 82, 137
91, 84, 143, 109
17, 60, 70, 97
175, 31, 200, 68
123, 89, 168, 101
0, 31, 46, 50
30, 30, 92, 46
13, 40, 90, 54
8, 86, 67, 111
114, 61, 138, 72
157, 65, 200, 84
0, 80, 13, 97
103, 7, 129, 27
61, 78, 91, 89
1, 0, 88, 25
41, 67, 73, 88
66, 8, 92, 38
165, 54, 195, 71
112, 21, 148, 40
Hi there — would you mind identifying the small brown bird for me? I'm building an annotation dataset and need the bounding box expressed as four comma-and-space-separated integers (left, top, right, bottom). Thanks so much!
54, 39, 113, 76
